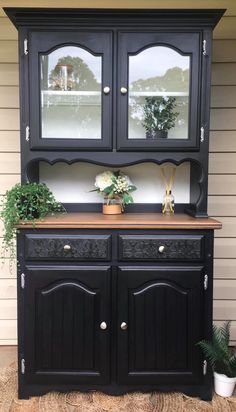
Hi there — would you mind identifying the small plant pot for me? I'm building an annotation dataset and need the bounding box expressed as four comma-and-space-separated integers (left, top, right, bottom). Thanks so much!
214, 372, 236, 397
146, 131, 168, 139
102, 204, 122, 215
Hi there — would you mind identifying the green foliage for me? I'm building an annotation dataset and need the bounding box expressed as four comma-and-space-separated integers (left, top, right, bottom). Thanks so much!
197, 321, 236, 377
142, 96, 179, 134
49, 55, 100, 91
0, 183, 65, 261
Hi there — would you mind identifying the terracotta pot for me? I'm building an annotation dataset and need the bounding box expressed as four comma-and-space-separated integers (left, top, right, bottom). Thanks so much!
102, 204, 122, 215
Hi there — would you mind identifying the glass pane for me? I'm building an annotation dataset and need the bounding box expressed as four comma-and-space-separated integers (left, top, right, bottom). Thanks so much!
40, 46, 102, 139
128, 46, 190, 140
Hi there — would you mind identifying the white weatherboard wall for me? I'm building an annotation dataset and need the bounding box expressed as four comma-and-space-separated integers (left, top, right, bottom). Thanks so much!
0, 2, 236, 345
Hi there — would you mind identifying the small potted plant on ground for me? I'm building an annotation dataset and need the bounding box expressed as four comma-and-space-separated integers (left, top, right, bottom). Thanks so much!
197, 321, 236, 397
92, 170, 137, 214
142, 96, 179, 139
0, 182, 65, 260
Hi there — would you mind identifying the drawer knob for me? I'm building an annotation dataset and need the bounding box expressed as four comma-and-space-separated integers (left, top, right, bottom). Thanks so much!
158, 245, 165, 254
121, 322, 127, 330
63, 244, 71, 251
100, 321, 107, 330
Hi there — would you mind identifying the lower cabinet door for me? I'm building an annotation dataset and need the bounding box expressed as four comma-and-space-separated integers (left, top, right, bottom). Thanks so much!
117, 266, 204, 385
23, 266, 111, 385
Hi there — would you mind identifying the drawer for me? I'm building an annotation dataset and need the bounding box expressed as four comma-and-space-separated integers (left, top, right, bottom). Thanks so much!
118, 235, 204, 261
24, 234, 111, 261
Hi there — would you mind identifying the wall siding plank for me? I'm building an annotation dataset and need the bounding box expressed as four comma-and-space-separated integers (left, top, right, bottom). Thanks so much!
0, 86, 19, 108
213, 301, 236, 320
213, 40, 236, 63
212, 63, 236, 86
211, 86, 236, 108
0, 175, 20, 194
0, 17, 17, 40
0, 320, 16, 339
0, 41, 18, 63
0, 108, 19, 130
0, 63, 19, 86
214, 279, 236, 299
208, 196, 236, 216
0, 300, 16, 319
214, 217, 236, 237
0, 264, 16, 279
209, 153, 236, 174
209, 131, 236, 152
213, 16, 236, 39
210, 108, 236, 130
214, 259, 236, 279
0, 131, 20, 151
215, 238, 236, 259
209, 175, 236, 195
0, 153, 20, 173
0, 279, 16, 299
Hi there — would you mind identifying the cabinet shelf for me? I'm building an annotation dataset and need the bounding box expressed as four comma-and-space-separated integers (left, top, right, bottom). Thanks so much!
129, 91, 189, 97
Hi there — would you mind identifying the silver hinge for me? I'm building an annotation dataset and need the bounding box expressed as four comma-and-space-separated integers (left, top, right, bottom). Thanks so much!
25, 126, 30, 141
204, 274, 208, 290
21, 358, 25, 374
200, 126, 205, 143
203, 39, 207, 56
24, 39, 28, 55
203, 359, 207, 375
21, 273, 25, 289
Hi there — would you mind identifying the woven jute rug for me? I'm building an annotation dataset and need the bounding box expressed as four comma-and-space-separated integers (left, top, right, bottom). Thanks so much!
0, 363, 236, 412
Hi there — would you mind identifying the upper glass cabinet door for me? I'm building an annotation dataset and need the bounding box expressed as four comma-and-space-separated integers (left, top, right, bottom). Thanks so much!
29, 32, 112, 150
117, 32, 200, 151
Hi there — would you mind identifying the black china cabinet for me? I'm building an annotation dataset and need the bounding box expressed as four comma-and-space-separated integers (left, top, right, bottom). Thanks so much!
5, 8, 223, 400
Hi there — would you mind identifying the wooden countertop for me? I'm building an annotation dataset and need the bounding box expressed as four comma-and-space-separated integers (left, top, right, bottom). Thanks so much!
16, 213, 222, 230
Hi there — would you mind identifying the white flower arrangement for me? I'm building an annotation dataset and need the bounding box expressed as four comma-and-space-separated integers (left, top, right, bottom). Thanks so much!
92, 170, 137, 208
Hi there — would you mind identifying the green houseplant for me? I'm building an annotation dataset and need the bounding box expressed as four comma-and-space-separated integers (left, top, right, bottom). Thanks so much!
0, 182, 65, 260
142, 96, 179, 139
197, 321, 236, 397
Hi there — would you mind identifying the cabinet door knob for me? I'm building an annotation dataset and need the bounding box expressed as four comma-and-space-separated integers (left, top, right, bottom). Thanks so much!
103, 86, 110, 94
121, 322, 127, 330
100, 321, 107, 330
63, 244, 71, 251
120, 87, 128, 95
158, 245, 165, 253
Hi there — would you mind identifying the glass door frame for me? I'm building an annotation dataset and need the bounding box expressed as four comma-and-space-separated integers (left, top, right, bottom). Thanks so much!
28, 30, 113, 151
117, 31, 201, 151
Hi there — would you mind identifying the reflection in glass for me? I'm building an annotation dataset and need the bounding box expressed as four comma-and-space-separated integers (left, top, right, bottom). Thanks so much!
128, 46, 190, 139
40, 46, 102, 139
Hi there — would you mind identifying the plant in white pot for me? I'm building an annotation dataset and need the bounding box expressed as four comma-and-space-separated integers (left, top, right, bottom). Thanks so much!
142, 96, 179, 139
197, 321, 236, 397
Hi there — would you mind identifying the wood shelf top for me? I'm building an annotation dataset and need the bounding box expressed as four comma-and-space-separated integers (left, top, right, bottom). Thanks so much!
16, 213, 222, 230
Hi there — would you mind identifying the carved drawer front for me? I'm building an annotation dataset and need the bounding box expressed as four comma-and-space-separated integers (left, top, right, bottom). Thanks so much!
118, 235, 204, 261
24, 234, 111, 261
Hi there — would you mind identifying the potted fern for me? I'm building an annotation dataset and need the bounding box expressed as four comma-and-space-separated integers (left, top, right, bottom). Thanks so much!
197, 321, 236, 397
0, 182, 65, 261
142, 96, 179, 139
